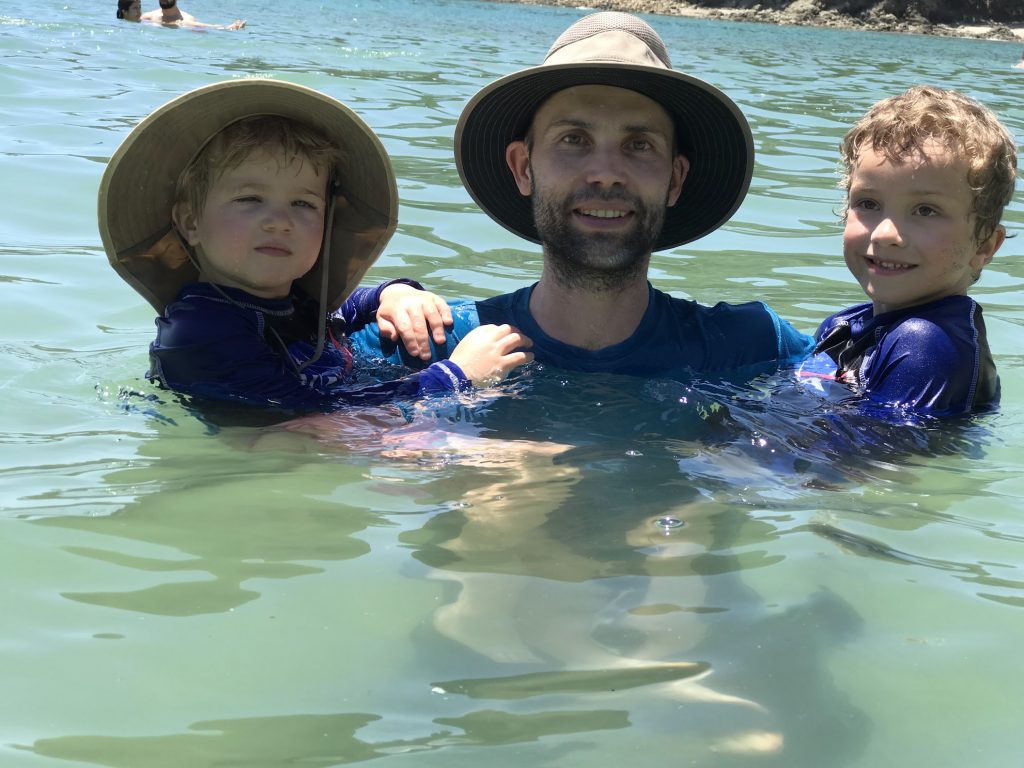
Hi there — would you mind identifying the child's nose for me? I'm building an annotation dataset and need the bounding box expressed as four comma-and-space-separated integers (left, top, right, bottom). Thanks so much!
870, 217, 903, 245
262, 204, 293, 231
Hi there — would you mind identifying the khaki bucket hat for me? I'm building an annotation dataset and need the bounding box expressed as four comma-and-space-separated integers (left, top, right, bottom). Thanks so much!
455, 11, 754, 252
98, 79, 398, 314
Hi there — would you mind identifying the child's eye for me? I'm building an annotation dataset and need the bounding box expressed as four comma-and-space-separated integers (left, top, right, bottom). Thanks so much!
851, 198, 879, 211
234, 195, 261, 203
914, 204, 940, 217
293, 199, 320, 210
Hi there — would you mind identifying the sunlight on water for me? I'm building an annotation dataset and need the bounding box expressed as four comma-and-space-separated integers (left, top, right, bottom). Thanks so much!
1, 1, 1023, 766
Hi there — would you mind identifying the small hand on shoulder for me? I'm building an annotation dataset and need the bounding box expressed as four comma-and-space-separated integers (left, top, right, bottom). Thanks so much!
376, 282, 454, 361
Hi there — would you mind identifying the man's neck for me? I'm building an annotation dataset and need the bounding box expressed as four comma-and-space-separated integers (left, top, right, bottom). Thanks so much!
161, 7, 183, 21
528, 268, 651, 351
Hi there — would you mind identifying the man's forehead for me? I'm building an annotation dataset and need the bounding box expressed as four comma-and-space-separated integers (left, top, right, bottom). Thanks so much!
531, 84, 674, 132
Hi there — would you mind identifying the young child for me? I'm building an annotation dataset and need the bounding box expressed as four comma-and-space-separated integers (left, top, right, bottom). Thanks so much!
98, 79, 531, 411
800, 85, 1017, 417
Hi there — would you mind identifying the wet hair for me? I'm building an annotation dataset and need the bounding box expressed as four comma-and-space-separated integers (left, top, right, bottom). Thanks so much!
839, 85, 1018, 244
116, 0, 136, 19
174, 115, 345, 220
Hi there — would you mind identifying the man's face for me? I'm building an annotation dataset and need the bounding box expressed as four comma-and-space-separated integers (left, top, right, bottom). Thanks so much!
506, 84, 687, 290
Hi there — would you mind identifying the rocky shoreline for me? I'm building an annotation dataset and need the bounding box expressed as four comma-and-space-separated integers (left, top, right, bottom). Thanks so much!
497, 0, 1024, 42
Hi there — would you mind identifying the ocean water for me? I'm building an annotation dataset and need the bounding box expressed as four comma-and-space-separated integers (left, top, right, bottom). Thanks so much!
2, 1, 1023, 766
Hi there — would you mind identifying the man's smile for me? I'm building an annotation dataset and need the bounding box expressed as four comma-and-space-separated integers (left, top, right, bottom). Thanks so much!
577, 208, 631, 219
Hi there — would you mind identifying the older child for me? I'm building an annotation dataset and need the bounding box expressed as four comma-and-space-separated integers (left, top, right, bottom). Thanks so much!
800, 85, 1017, 417
99, 79, 531, 411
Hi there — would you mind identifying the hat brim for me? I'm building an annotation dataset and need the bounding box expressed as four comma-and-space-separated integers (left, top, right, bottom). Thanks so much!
98, 79, 397, 314
455, 64, 754, 251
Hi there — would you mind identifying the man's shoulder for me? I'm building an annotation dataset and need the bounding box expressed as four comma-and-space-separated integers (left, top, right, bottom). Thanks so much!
475, 286, 530, 324
476, 286, 529, 310
647, 289, 813, 366
651, 291, 786, 336
650, 288, 775, 321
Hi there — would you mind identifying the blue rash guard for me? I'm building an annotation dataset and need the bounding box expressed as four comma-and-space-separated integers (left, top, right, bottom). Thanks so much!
797, 295, 999, 417
349, 283, 814, 377
148, 280, 469, 411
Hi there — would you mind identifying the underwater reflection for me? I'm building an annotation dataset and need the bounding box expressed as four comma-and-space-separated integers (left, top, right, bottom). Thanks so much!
31, 425, 391, 616
270, 371, 886, 762
57, 366, 993, 763
23, 708, 630, 766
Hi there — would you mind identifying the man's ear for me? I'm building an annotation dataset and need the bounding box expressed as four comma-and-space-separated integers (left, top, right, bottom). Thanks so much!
506, 140, 532, 196
971, 223, 1006, 273
666, 154, 689, 208
172, 203, 201, 246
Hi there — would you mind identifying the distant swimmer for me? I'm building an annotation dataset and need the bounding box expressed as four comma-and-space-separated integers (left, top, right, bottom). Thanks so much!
1015, 50, 1024, 69
140, 0, 245, 30
116, 0, 141, 21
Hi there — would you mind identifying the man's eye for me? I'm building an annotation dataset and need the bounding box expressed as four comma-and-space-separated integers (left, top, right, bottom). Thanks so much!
628, 139, 652, 151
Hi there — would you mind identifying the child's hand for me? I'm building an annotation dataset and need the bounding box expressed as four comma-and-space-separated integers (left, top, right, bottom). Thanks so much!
377, 283, 454, 361
449, 324, 533, 387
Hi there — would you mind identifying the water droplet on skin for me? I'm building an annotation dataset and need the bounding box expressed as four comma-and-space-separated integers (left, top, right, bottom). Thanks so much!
655, 516, 684, 530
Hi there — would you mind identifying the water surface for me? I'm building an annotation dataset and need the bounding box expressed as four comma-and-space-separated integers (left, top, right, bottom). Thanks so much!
2, 1, 1023, 766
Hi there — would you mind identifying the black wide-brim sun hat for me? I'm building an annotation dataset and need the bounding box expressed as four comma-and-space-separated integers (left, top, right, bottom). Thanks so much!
455, 12, 754, 252
98, 79, 398, 315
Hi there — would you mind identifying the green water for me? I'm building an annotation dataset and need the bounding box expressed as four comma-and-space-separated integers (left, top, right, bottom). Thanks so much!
2, 1, 1023, 765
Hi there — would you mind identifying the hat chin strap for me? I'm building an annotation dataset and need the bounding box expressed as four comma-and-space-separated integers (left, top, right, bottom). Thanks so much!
296, 182, 337, 373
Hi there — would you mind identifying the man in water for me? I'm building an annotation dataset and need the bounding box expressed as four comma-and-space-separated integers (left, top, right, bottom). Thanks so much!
351, 11, 812, 378
141, 0, 245, 29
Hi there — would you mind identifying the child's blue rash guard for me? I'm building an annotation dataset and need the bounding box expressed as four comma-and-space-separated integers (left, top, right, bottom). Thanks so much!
148, 280, 469, 411
349, 283, 814, 377
799, 294, 998, 417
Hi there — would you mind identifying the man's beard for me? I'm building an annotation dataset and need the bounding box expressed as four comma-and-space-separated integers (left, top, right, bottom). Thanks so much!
532, 183, 666, 293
